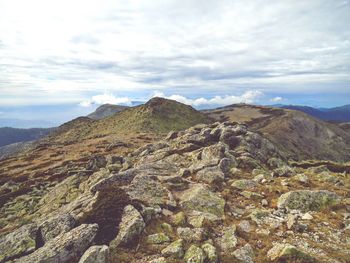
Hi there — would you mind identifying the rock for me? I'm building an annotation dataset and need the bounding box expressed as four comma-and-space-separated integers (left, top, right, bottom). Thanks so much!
187, 211, 219, 228
166, 131, 178, 140
219, 157, 237, 174
38, 213, 76, 244
78, 245, 109, 263
273, 165, 295, 177
17, 224, 98, 263
170, 211, 186, 226
86, 155, 107, 171
216, 226, 238, 255
201, 144, 225, 164
141, 205, 162, 223
201, 242, 218, 263
196, 166, 225, 184
147, 233, 170, 244
110, 205, 145, 247
160, 223, 173, 234
179, 184, 225, 218
237, 220, 252, 233
231, 179, 257, 190
302, 213, 314, 220
150, 257, 167, 263
286, 214, 297, 230
161, 239, 184, 259
184, 245, 206, 263
277, 190, 340, 212
267, 243, 316, 262
127, 174, 176, 207
294, 174, 309, 184
177, 227, 207, 242
261, 199, 268, 206
0, 223, 38, 262
233, 244, 255, 263
240, 191, 263, 200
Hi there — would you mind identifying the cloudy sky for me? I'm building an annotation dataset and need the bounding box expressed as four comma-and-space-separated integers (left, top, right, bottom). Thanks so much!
0, 0, 350, 117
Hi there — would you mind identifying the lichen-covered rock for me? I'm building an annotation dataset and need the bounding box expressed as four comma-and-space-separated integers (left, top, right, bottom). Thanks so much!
17, 224, 98, 263
161, 239, 184, 259
177, 227, 207, 242
39, 213, 76, 244
171, 211, 186, 226
146, 233, 170, 244
277, 190, 340, 212
179, 184, 225, 217
0, 223, 38, 262
150, 257, 167, 263
267, 243, 316, 262
78, 245, 109, 263
110, 205, 145, 247
126, 174, 176, 207
215, 226, 238, 255
233, 244, 255, 263
231, 179, 257, 190
196, 166, 225, 184
187, 211, 219, 228
201, 242, 218, 263
184, 244, 206, 263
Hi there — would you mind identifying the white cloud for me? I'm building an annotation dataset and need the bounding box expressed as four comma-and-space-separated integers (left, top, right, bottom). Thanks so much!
0, 0, 349, 105
153, 90, 263, 107
79, 92, 132, 107
270, 96, 283, 102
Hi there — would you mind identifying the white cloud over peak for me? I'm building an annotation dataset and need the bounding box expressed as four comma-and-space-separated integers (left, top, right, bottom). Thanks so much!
270, 96, 283, 102
153, 90, 263, 107
79, 92, 132, 107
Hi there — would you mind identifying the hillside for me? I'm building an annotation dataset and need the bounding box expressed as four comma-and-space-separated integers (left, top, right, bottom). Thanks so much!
0, 127, 54, 147
280, 104, 350, 122
87, 104, 129, 120
1, 121, 350, 262
204, 104, 350, 162
50, 97, 210, 144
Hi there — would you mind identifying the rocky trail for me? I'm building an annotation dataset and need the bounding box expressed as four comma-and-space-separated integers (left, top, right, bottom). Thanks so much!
1, 122, 349, 262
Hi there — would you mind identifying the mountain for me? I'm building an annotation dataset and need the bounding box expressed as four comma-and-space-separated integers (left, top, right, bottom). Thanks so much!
0, 118, 55, 128
0, 127, 54, 147
279, 104, 350, 122
50, 97, 210, 143
87, 104, 129, 120
1, 121, 350, 262
204, 104, 350, 162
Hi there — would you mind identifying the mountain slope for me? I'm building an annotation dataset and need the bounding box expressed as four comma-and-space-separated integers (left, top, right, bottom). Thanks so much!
280, 104, 350, 122
204, 104, 350, 162
0, 127, 54, 147
50, 97, 210, 143
87, 104, 129, 120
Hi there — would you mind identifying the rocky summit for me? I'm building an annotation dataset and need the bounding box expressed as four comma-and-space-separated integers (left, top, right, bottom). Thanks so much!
1, 121, 350, 263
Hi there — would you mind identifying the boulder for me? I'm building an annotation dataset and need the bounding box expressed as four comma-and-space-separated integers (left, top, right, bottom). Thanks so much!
161, 239, 184, 259
277, 190, 340, 212
0, 223, 38, 262
201, 242, 218, 263
110, 205, 145, 247
146, 233, 170, 244
79, 245, 109, 263
170, 211, 186, 226
179, 184, 225, 218
184, 245, 206, 263
17, 224, 98, 263
126, 174, 176, 207
233, 244, 255, 263
38, 213, 76, 244
215, 226, 238, 255
196, 166, 225, 184
177, 227, 207, 242
267, 243, 316, 262
231, 179, 257, 190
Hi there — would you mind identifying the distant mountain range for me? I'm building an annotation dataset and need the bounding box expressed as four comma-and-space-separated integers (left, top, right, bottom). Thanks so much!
276, 104, 350, 122
0, 127, 54, 147
0, 118, 56, 128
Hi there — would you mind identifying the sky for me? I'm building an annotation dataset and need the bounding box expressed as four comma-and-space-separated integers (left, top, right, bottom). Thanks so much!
0, 0, 350, 125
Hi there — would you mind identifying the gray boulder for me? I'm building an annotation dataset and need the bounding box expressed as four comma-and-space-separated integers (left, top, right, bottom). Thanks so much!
79, 245, 109, 263
110, 205, 145, 247
17, 224, 98, 263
